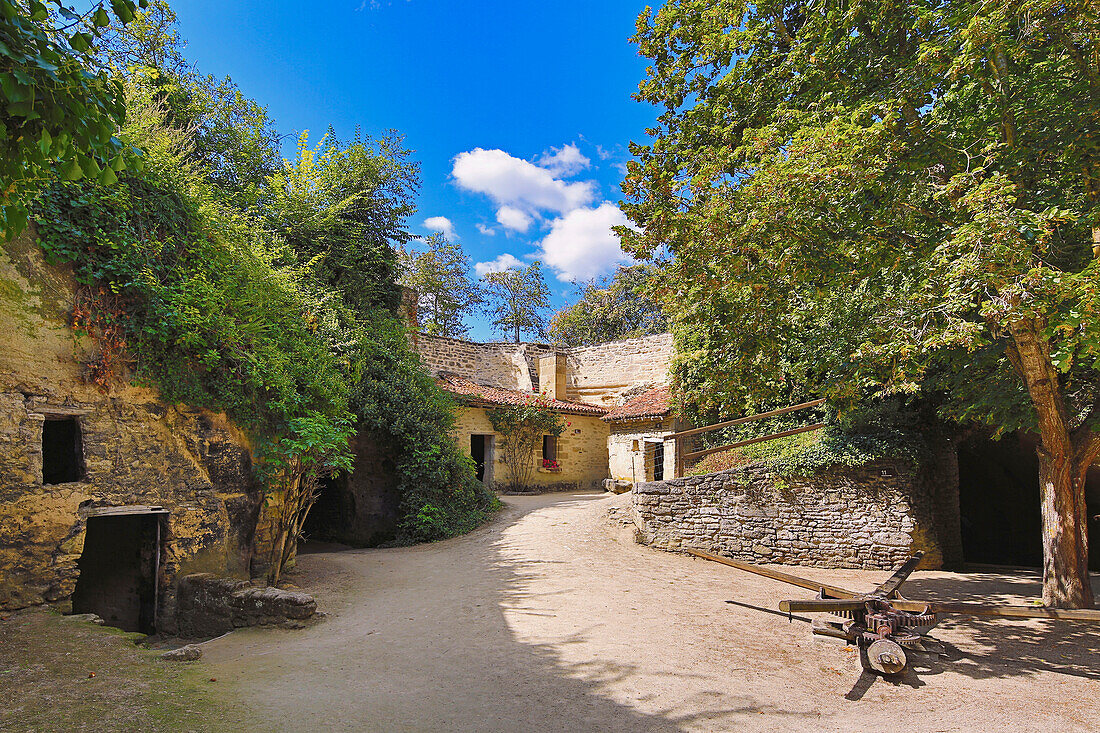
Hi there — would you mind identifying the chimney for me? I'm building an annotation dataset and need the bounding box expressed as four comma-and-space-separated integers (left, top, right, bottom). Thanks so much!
537, 353, 568, 400
398, 286, 419, 330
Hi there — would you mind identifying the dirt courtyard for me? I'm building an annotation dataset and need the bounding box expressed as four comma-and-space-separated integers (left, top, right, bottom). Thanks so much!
187, 492, 1098, 732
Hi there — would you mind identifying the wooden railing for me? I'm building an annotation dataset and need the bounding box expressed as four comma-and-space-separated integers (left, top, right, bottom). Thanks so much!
664, 398, 826, 478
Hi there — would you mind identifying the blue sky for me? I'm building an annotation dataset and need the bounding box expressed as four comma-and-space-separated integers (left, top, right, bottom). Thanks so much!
168, 0, 657, 340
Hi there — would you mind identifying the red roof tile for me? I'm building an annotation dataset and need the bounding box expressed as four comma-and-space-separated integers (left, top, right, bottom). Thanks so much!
602, 385, 672, 422
437, 373, 608, 416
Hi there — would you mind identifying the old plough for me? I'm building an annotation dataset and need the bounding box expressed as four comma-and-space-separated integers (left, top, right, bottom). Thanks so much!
688, 548, 1100, 676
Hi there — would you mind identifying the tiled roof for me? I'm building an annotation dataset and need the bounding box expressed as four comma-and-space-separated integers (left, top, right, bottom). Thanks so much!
602, 385, 672, 422
436, 373, 608, 416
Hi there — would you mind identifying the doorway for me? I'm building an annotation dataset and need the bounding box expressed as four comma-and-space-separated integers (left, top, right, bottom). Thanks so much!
648, 440, 665, 481
470, 435, 494, 484
958, 432, 1100, 570
71, 511, 162, 633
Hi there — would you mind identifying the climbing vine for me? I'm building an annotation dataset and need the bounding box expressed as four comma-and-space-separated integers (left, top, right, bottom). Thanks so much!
487, 400, 564, 493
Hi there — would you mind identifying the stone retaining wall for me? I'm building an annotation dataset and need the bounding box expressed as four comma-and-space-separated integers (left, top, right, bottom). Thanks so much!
631, 461, 954, 570
175, 573, 317, 637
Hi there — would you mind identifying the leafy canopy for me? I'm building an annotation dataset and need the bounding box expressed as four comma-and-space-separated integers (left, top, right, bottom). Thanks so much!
622, 0, 1100, 431
549, 264, 668, 347
482, 260, 551, 343
0, 0, 146, 237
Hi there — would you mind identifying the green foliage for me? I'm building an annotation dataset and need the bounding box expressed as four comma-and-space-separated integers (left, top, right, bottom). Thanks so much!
0, 0, 145, 237
353, 321, 500, 542
482, 260, 551, 343
689, 400, 928, 478
487, 400, 565, 493
622, 0, 1100, 435
398, 233, 482, 337
265, 129, 417, 317
549, 264, 668, 347
33, 94, 353, 474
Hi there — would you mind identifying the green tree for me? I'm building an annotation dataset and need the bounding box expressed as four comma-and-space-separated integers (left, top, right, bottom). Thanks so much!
399, 233, 482, 337
549, 264, 667, 346
0, 0, 144, 237
97, 1, 282, 214
264, 130, 418, 316
482, 260, 551, 343
623, 0, 1100, 606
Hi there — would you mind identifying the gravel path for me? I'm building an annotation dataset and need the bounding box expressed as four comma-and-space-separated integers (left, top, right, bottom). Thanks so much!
200, 492, 1100, 732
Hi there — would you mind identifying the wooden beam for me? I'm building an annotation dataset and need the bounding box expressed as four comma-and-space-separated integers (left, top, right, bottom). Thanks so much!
667, 399, 826, 440
683, 423, 826, 461
685, 548, 859, 599
889, 599, 1100, 622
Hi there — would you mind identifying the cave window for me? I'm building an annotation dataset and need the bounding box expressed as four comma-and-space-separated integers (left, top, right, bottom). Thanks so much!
42, 417, 85, 485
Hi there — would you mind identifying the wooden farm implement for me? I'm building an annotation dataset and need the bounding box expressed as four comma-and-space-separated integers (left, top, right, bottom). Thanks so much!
687, 548, 1100, 676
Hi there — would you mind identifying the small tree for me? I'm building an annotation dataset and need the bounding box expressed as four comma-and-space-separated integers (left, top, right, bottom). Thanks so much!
549, 264, 667, 347
487, 400, 564, 493
399, 233, 482, 337
482, 261, 551, 343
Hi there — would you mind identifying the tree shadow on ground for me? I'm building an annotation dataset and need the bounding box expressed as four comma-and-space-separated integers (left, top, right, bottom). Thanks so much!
893, 571, 1100, 683
207, 495, 823, 732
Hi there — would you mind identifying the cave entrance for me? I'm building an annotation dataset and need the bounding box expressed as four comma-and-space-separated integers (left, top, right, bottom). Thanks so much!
71, 508, 165, 633
956, 432, 1100, 570
302, 474, 348, 544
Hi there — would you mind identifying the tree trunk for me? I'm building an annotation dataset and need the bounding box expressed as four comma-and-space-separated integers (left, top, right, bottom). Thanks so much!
1008, 317, 1094, 607
1036, 451, 1093, 607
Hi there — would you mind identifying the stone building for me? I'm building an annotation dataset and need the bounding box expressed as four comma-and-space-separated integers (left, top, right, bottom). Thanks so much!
414, 332, 676, 492
602, 385, 685, 484
0, 232, 266, 633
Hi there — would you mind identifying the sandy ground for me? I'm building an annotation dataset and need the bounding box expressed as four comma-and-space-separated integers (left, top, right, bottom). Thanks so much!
198, 492, 1100, 733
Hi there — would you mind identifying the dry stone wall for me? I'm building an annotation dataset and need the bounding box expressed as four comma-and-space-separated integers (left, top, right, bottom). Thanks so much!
631, 461, 950, 570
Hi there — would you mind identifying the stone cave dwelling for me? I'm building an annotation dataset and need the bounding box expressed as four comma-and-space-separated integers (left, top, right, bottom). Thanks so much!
4, 230, 1098, 636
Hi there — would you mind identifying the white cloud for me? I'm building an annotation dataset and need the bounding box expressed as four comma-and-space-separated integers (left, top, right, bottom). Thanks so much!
451, 148, 595, 216
476, 223, 496, 236
537, 202, 632, 282
537, 143, 590, 177
475, 252, 526, 278
423, 216, 457, 239
495, 205, 533, 233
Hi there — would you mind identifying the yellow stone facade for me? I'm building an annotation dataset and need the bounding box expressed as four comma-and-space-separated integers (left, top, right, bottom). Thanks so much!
0, 231, 262, 630
452, 407, 610, 491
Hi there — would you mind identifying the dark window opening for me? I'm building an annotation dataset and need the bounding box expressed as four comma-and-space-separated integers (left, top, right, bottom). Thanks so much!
542, 435, 558, 462
72, 514, 159, 633
471, 435, 487, 481
42, 417, 84, 485
651, 441, 665, 481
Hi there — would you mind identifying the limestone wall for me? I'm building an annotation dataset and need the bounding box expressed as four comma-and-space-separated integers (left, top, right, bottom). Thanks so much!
608, 418, 677, 482
453, 407, 609, 491
631, 461, 951, 570
565, 333, 674, 407
415, 334, 555, 391
0, 232, 259, 630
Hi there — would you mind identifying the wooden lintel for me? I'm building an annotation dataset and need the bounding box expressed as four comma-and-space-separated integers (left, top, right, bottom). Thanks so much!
85, 505, 170, 517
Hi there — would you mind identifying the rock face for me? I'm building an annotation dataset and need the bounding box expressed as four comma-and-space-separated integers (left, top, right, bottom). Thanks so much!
175, 573, 317, 637
631, 461, 962, 570
0, 230, 266, 632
